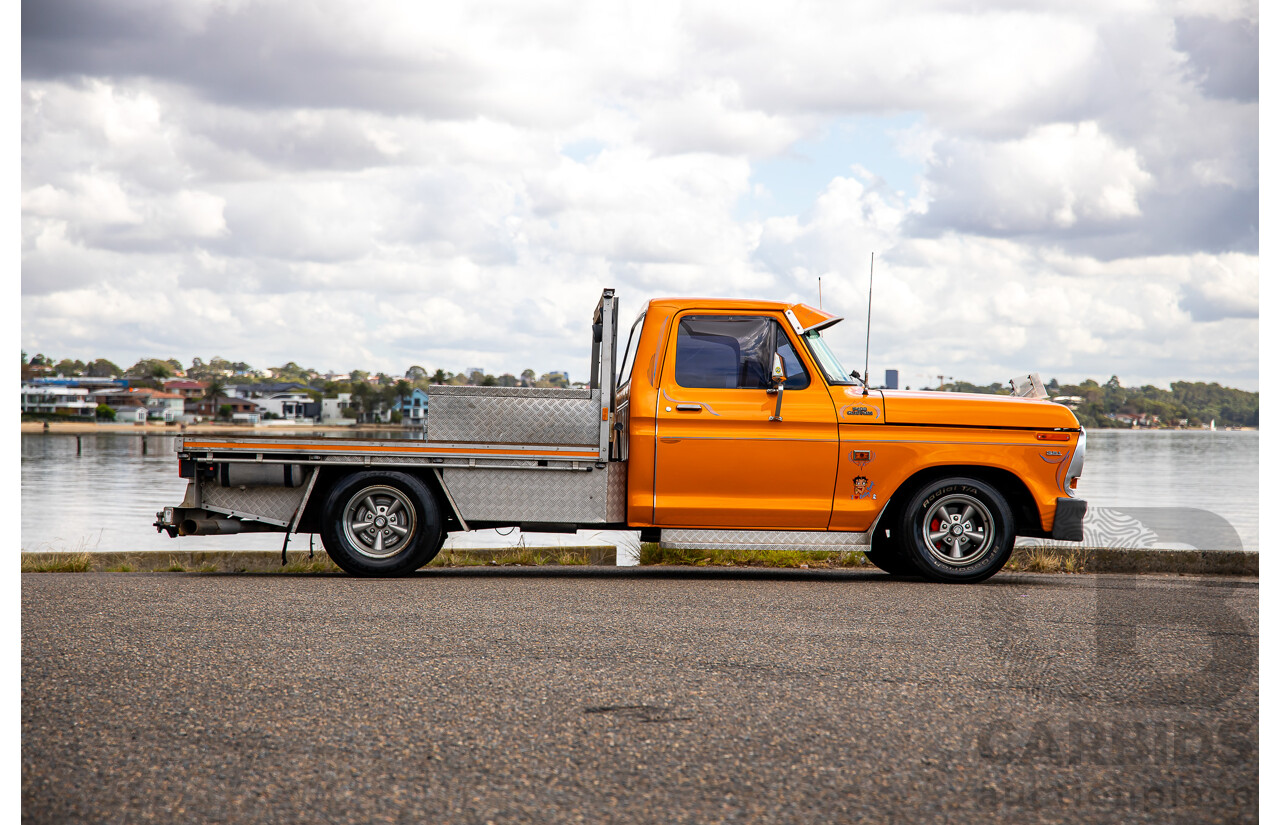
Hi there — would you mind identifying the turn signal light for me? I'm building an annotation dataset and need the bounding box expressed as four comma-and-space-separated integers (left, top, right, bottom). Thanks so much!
1036, 432, 1071, 441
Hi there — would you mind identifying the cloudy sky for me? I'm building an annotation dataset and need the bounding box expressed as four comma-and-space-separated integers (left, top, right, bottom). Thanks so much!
20, 0, 1259, 389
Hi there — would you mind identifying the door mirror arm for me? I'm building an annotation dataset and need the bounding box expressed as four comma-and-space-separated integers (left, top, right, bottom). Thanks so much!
768, 353, 787, 421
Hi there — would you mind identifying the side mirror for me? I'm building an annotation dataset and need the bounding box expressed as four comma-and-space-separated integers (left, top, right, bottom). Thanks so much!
769, 353, 786, 421
771, 353, 787, 385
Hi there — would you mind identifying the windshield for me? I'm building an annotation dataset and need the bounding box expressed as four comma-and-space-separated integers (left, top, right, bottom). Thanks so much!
804, 330, 856, 385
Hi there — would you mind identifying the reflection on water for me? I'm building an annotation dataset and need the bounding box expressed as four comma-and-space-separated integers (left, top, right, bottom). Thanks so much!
20, 429, 1258, 553
21, 433, 263, 553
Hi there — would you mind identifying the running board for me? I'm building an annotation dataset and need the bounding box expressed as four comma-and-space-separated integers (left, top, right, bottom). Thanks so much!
659, 529, 871, 553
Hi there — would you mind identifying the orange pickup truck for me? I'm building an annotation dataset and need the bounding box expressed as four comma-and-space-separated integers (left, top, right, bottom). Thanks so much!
156, 289, 1086, 583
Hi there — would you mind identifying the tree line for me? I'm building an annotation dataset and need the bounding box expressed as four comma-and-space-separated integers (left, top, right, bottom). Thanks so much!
24, 353, 1256, 428
22, 352, 576, 423
941, 376, 1258, 428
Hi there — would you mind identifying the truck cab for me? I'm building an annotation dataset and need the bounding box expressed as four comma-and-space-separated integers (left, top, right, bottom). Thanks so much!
617, 296, 1086, 581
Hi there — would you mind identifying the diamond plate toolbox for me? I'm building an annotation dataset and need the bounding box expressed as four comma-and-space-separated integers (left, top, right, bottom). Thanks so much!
201, 483, 306, 526
441, 462, 625, 523
426, 385, 600, 446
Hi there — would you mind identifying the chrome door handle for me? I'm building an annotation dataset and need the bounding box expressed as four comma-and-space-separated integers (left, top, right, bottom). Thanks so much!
676, 404, 702, 412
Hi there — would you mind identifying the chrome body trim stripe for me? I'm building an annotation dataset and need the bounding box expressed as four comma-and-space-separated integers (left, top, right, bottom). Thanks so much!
660, 387, 721, 417
1064, 428, 1087, 497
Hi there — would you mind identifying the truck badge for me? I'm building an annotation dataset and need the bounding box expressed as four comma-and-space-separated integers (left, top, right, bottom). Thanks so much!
846, 406, 875, 417
848, 449, 875, 468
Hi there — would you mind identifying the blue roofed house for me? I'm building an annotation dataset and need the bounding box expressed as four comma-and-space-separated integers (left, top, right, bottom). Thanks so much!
394, 387, 429, 424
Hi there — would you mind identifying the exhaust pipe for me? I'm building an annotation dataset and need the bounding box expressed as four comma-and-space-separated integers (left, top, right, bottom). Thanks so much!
179, 517, 279, 536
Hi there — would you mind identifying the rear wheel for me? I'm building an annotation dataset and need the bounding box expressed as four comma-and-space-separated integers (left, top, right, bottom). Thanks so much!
896, 477, 1014, 583
321, 471, 443, 576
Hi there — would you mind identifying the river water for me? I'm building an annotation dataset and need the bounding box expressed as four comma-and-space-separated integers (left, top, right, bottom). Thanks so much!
20, 429, 1259, 555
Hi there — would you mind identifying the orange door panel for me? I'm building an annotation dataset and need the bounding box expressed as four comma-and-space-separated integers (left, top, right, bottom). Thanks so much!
652, 313, 839, 528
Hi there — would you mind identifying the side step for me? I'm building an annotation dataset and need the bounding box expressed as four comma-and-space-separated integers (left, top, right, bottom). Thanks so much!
659, 529, 871, 553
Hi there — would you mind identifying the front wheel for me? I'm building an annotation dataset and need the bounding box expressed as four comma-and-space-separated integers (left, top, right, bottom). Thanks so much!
321, 471, 443, 576
896, 477, 1014, 583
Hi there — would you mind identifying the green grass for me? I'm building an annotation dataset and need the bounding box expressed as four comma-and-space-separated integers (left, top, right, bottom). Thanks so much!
1006, 546, 1090, 574
637, 542, 871, 568
281, 556, 342, 574
21, 544, 1161, 576
21, 553, 93, 572
428, 547, 599, 567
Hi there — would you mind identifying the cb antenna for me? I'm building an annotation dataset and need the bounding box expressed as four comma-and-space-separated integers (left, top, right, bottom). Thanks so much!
862, 252, 874, 396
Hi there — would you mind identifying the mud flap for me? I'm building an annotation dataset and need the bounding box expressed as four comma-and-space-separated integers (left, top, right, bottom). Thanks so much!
1051, 497, 1088, 541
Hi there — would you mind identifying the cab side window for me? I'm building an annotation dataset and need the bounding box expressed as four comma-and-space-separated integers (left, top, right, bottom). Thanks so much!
674, 315, 810, 390
776, 337, 809, 390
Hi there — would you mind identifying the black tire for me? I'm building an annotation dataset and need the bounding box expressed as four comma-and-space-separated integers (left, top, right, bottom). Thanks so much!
895, 477, 1014, 583
863, 518, 918, 576
320, 471, 443, 576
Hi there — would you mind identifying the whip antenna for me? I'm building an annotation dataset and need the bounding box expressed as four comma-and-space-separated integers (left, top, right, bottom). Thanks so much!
863, 253, 874, 396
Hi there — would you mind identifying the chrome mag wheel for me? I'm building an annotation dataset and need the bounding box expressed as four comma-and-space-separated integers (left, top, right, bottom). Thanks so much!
921, 493, 994, 566
341, 485, 417, 559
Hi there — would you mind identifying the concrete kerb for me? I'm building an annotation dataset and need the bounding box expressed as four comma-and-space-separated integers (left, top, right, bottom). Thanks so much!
1076, 547, 1257, 575
19, 546, 618, 573
18, 546, 1257, 575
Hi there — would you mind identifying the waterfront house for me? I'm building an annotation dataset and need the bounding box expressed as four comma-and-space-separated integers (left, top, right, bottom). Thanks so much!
189, 396, 265, 419
144, 391, 187, 421
162, 379, 208, 400
88, 386, 157, 410
29, 377, 129, 390
224, 382, 313, 401
257, 391, 320, 422
20, 384, 96, 418
393, 388, 430, 424
321, 393, 355, 424
112, 405, 149, 424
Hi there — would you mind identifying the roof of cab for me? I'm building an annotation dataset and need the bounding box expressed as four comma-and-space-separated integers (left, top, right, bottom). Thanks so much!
647, 297, 841, 333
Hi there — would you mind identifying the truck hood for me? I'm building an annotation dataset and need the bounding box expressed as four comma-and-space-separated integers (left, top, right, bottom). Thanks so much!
880, 390, 1080, 429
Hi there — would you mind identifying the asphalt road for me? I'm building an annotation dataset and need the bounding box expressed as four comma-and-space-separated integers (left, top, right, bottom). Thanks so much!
22, 569, 1258, 824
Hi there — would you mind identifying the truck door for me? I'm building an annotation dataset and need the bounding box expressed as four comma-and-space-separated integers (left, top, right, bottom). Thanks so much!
653, 313, 839, 528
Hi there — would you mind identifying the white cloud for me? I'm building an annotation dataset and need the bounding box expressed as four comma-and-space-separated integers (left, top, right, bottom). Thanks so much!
634, 81, 801, 157
22, 175, 141, 226
920, 121, 1153, 234
1178, 254, 1259, 321
747, 170, 1256, 389
19, 0, 1258, 390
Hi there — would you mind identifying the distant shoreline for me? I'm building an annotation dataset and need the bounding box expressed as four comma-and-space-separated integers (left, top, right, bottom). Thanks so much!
19, 421, 413, 434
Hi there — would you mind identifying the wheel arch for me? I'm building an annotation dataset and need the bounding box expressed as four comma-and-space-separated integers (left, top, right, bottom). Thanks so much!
297, 465, 462, 533
887, 464, 1041, 538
